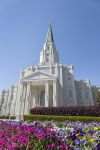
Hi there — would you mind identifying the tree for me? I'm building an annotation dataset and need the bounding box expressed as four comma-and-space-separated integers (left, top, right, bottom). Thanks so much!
96, 91, 100, 103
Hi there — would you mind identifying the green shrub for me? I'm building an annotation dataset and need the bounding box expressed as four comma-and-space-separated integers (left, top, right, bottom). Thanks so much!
10, 116, 16, 119
24, 114, 100, 122
0, 115, 15, 119
30, 105, 100, 116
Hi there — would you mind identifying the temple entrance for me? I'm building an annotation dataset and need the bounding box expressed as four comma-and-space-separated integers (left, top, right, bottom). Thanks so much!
30, 80, 55, 108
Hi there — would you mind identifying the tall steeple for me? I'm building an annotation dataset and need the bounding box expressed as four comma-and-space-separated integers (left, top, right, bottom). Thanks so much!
44, 23, 56, 51
45, 24, 54, 44
40, 24, 59, 65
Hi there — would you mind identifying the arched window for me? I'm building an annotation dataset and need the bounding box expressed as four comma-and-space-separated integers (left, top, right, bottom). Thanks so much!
40, 90, 45, 106
46, 57, 49, 62
40, 90, 45, 99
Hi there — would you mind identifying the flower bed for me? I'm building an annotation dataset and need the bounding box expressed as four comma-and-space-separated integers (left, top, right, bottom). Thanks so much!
0, 120, 100, 149
0, 121, 71, 149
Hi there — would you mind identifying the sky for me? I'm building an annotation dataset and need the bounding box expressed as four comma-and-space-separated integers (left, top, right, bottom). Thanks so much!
0, 0, 100, 91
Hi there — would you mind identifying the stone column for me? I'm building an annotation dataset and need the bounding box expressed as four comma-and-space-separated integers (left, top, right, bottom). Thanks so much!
6, 87, 13, 115
24, 82, 31, 114
0, 90, 4, 114
28, 85, 32, 113
45, 81, 49, 107
32, 88, 36, 107
53, 80, 57, 106
57, 82, 60, 106
33, 88, 37, 107
13, 86, 18, 116
19, 83, 25, 120
20, 84, 27, 117
15, 83, 24, 120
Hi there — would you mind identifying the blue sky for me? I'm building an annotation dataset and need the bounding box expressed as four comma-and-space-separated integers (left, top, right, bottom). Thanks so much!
0, 0, 100, 91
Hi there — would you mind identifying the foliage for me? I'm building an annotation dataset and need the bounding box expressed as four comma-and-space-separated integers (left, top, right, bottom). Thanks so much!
30, 105, 100, 116
0, 115, 15, 119
24, 114, 100, 122
96, 91, 100, 103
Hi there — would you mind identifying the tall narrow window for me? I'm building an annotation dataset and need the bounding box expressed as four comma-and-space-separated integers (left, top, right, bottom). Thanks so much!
40, 90, 45, 106
69, 90, 72, 98
46, 53, 49, 63
46, 57, 49, 62
85, 92, 88, 99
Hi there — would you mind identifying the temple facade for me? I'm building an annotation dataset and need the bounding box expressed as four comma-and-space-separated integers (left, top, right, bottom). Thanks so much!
0, 24, 97, 120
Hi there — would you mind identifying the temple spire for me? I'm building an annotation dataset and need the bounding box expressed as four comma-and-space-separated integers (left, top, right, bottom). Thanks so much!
40, 24, 59, 65
45, 23, 54, 44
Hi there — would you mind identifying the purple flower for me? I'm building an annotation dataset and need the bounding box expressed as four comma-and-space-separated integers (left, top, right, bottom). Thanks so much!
96, 143, 100, 150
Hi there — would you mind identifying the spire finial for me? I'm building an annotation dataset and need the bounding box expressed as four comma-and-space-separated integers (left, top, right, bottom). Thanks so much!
45, 23, 54, 44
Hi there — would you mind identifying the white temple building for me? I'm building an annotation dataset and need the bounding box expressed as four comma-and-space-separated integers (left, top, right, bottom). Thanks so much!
0, 24, 98, 119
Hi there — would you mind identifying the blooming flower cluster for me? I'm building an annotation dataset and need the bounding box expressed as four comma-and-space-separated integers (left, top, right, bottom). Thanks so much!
52, 121, 100, 150
0, 120, 100, 149
0, 121, 71, 150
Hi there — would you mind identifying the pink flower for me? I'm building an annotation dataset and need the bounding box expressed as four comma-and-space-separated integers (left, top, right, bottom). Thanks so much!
59, 145, 68, 150
46, 143, 56, 149
12, 143, 18, 148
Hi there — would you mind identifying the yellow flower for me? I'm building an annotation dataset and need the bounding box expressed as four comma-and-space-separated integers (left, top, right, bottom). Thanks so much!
76, 134, 79, 137
89, 138, 96, 143
93, 127, 100, 130
83, 136, 87, 140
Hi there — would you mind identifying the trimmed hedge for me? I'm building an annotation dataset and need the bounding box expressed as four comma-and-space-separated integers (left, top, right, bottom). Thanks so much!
30, 105, 100, 116
24, 114, 100, 122
0, 115, 15, 119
